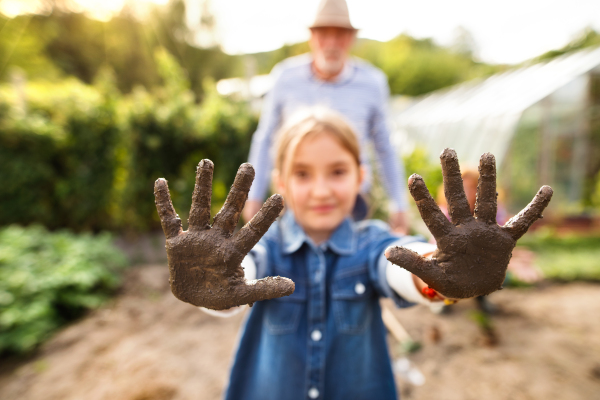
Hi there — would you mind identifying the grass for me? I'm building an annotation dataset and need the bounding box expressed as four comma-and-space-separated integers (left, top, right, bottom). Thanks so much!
517, 228, 600, 282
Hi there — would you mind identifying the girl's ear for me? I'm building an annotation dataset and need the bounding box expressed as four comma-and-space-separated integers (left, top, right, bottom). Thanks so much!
272, 169, 285, 196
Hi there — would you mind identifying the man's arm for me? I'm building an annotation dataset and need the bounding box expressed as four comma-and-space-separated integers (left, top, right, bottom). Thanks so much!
370, 74, 409, 232
244, 77, 283, 222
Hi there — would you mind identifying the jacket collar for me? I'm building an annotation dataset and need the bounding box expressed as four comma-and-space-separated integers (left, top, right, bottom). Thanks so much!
280, 211, 357, 256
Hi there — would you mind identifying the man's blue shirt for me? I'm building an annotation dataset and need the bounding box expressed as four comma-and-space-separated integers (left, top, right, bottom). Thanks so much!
225, 212, 423, 400
246, 54, 408, 212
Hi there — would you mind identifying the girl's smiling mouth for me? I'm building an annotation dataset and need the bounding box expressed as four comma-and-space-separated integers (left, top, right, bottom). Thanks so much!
311, 204, 337, 213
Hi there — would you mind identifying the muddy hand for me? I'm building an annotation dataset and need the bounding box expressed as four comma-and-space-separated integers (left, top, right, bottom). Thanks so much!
386, 149, 553, 299
154, 160, 294, 310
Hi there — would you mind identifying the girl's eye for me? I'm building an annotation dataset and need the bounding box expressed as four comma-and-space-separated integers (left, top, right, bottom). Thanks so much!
332, 168, 348, 176
294, 170, 309, 179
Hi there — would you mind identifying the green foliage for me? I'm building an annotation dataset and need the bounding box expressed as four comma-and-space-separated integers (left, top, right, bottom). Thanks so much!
246, 36, 497, 97
251, 42, 311, 75
353, 35, 499, 96
469, 310, 493, 331
0, 4, 241, 98
113, 50, 257, 231
0, 48, 257, 232
517, 229, 600, 281
0, 4, 494, 99
0, 14, 60, 80
0, 79, 120, 231
583, 73, 600, 210
402, 147, 443, 201
533, 28, 600, 62
244, 35, 496, 96
591, 171, 600, 209
0, 225, 127, 354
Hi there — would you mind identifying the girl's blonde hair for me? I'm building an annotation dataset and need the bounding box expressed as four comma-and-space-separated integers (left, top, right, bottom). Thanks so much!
273, 108, 361, 177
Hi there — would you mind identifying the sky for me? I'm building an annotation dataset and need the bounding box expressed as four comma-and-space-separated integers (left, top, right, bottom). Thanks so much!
205, 0, 600, 64
2, 0, 600, 64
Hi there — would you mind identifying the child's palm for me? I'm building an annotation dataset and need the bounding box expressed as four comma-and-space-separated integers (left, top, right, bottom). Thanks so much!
386, 149, 552, 299
154, 160, 294, 310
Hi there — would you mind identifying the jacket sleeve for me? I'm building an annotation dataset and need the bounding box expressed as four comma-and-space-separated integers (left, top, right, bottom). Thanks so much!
383, 241, 437, 305
372, 235, 433, 308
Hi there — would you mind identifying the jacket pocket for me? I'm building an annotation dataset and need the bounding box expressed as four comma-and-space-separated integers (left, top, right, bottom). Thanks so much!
332, 266, 373, 334
264, 277, 306, 335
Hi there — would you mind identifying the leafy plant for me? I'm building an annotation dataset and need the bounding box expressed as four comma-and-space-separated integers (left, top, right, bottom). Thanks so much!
402, 147, 443, 201
517, 229, 600, 281
0, 225, 127, 355
0, 79, 120, 231
0, 50, 257, 232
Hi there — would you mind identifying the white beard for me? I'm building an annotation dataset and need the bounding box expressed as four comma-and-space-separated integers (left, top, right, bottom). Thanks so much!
314, 49, 345, 77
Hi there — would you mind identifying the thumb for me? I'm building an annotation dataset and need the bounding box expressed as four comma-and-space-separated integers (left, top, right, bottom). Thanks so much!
385, 246, 447, 292
232, 276, 295, 306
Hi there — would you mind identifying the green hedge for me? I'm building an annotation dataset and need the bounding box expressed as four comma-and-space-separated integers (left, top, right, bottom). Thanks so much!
0, 50, 257, 232
0, 225, 127, 354
0, 81, 122, 231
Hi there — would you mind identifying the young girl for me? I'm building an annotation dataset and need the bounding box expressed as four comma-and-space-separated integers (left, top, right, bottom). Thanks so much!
153, 108, 552, 400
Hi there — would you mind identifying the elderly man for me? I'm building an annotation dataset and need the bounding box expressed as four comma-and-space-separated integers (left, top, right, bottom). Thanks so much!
243, 0, 409, 233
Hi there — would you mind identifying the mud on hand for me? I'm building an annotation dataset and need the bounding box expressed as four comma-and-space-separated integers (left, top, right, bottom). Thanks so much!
386, 148, 553, 299
154, 160, 295, 310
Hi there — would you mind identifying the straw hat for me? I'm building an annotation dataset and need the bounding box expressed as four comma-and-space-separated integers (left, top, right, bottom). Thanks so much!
309, 0, 357, 30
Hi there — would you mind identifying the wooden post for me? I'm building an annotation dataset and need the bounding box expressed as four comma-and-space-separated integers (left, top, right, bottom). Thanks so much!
381, 305, 413, 343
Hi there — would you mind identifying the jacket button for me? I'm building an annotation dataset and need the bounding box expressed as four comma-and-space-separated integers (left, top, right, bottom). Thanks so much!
355, 282, 366, 295
308, 387, 319, 398
311, 329, 322, 341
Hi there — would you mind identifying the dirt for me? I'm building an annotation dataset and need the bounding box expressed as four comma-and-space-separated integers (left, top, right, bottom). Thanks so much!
155, 161, 293, 310
1, 265, 599, 400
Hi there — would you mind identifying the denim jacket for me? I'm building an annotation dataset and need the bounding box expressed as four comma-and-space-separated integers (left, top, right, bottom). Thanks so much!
225, 212, 423, 400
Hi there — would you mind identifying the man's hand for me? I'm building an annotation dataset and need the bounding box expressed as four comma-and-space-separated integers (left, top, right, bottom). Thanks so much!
154, 160, 294, 310
389, 211, 409, 235
386, 149, 552, 299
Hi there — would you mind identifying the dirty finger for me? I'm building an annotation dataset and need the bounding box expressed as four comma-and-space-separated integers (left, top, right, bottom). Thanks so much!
212, 163, 255, 236
502, 186, 553, 240
474, 153, 497, 224
233, 194, 284, 259
154, 178, 183, 239
188, 159, 214, 232
440, 148, 474, 226
407, 174, 454, 241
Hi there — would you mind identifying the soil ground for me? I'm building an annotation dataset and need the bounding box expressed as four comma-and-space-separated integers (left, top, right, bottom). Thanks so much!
1, 264, 599, 400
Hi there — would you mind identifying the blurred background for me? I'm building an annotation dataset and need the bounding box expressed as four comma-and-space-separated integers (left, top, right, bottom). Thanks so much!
0, 1, 599, 399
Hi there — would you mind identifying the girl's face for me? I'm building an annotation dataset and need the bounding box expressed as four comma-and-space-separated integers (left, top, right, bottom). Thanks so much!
276, 132, 364, 244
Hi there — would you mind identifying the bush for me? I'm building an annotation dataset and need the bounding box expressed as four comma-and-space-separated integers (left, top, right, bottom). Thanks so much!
0, 79, 120, 231
112, 50, 257, 231
0, 49, 257, 232
0, 225, 127, 355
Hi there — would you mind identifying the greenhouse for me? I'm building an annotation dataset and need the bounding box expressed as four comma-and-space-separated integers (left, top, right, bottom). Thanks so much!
390, 47, 600, 214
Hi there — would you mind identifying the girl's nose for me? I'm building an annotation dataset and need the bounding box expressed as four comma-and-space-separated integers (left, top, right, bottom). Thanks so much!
311, 176, 332, 198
